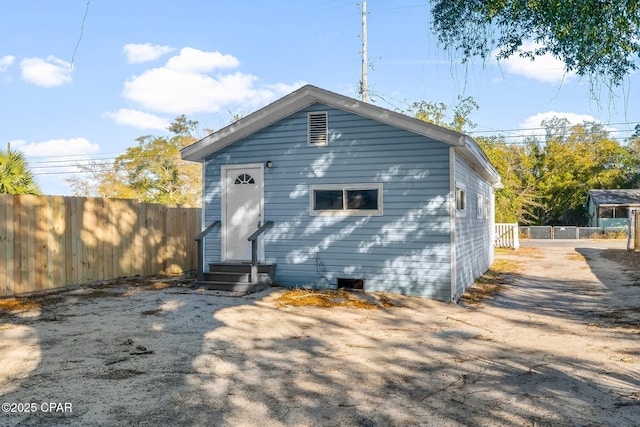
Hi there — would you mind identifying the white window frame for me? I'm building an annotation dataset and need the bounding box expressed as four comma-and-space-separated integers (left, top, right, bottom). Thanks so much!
309, 183, 383, 216
455, 182, 466, 217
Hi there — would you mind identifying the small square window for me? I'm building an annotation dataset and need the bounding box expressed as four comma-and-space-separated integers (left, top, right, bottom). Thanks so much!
456, 189, 465, 210
455, 183, 466, 217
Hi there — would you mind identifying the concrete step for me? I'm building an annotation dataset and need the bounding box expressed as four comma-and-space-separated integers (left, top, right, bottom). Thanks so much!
197, 263, 276, 294
201, 271, 271, 284
208, 263, 276, 276
193, 281, 269, 293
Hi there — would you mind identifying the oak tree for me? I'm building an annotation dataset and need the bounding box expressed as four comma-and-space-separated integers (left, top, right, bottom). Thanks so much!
67, 115, 202, 205
430, 0, 640, 85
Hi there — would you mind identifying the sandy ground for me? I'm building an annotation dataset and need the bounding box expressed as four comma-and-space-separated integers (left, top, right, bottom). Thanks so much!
0, 240, 639, 426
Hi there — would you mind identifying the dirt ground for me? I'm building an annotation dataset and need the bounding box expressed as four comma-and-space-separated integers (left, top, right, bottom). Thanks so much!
1, 240, 639, 426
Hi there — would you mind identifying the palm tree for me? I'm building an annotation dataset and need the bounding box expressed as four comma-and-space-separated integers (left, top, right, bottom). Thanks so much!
0, 147, 41, 195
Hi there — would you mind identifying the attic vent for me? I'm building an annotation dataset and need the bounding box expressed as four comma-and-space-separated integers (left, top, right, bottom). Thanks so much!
308, 112, 328, 145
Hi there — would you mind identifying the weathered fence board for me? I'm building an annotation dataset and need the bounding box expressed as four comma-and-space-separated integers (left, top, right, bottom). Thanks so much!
0, 194, 201, 297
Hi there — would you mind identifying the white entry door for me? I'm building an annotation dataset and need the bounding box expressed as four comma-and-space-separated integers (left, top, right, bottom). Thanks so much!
222, 164, 264, 261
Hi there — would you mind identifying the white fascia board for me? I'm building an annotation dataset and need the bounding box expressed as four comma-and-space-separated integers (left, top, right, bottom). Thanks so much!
181, 88, 318, 162
311, 88, 467, 147
455, 137, 502, 187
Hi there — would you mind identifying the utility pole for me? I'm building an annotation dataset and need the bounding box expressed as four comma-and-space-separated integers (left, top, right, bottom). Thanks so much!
361, 0, 368, 102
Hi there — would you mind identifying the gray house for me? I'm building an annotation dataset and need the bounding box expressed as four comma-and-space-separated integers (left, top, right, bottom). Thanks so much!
586, 189, 640, 229
181, 85, 501, 302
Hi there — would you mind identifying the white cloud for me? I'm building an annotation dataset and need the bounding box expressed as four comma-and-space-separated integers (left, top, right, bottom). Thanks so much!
516, 111, 617, 140
104, 108, 170, 130
20, 56, 73, 87
123, 43, 175, 64
165, 47, 239, 72
10, 138, 103, 196
0, 55, 15, 71
495, 41, 576, 84
11, 137, 99, 157
121, 47, 304, 114
520, 111, 600, 130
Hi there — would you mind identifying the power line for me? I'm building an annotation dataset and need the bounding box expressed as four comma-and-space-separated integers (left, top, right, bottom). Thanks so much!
468, 122, 640, 135
70, 0, 91, 68
21, 119, 639, 170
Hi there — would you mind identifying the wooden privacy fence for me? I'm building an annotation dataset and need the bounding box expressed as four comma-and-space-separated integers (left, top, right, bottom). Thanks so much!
494, 223, 520, 250
0, 194, 201, 297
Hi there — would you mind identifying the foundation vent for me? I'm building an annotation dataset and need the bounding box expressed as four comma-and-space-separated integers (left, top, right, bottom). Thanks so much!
337, 278, 364, 291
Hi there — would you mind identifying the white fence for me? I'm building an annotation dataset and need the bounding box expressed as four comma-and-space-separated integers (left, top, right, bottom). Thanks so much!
495, 223, 520, 250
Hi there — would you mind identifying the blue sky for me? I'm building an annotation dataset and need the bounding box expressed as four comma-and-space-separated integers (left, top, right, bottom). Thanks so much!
2, 0, 639, 196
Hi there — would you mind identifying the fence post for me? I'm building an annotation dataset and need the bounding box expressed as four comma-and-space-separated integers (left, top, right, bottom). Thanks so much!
633, 212, 640, 251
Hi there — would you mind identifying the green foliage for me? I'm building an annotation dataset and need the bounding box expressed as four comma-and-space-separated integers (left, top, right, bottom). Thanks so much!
410, 97, 541, 224
629, 124, 640, 154
67, 115, 202, 205
483, 118, 640, 225
410, 98, 640, 225
476, 136, 541, 224
0, 148, 41, 195
534, 118, 640, 224
409, 96, 478, 132
430, 0, 640, 85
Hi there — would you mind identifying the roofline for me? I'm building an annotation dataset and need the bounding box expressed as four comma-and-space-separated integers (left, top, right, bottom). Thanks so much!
456, 136, 502, 187
586, 189, 640, 205
181, 84, 501, 185
592, 203, 640, 207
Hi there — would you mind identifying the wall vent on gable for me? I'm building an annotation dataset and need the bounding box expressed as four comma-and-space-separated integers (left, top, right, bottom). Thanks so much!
308, 112, 328, 145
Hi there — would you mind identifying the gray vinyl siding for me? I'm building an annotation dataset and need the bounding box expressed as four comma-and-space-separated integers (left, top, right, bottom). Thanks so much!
453, 152, 494, 301
203, 104, 453, 300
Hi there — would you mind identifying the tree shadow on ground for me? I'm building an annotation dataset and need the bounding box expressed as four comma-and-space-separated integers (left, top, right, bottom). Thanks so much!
1, 277, 639, 426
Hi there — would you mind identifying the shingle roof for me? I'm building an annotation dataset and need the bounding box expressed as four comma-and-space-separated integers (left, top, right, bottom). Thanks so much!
587, 189, 640, 206
181, 84, 501, 186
